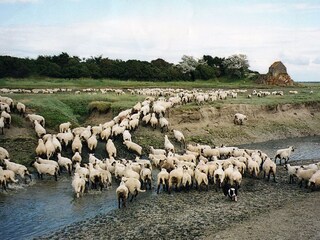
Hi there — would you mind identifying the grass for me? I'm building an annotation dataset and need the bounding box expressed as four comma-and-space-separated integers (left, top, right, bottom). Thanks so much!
0, 77, 264, 89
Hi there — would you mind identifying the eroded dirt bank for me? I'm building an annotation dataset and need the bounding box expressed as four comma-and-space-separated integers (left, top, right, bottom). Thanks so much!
169, 103, 320, 146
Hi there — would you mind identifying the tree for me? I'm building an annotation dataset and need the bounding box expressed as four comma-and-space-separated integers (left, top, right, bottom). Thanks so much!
222, 54, 249, 78
177, 55, 205, 80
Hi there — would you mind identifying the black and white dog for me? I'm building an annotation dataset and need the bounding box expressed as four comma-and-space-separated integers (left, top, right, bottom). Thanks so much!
223, 183, 238, 202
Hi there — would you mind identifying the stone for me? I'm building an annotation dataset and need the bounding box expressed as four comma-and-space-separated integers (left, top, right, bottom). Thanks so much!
257, 61, 294, 86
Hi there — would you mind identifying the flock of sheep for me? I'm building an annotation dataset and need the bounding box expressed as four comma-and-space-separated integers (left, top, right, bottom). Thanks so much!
1, 87, 320, 210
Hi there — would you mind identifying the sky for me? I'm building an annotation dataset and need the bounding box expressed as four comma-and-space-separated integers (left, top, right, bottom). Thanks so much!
0, 0, 320, 81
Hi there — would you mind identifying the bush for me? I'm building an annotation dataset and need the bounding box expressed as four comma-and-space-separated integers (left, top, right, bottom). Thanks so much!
88, 101, 111, 113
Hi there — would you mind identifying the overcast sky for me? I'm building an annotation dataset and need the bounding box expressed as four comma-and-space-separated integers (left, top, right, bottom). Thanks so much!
1, 0, 320, 81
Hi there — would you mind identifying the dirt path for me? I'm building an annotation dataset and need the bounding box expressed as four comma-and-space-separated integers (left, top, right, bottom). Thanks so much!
206, 191, 320, 240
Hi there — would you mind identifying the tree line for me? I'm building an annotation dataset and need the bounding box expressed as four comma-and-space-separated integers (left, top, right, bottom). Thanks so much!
0, 52, 257, 81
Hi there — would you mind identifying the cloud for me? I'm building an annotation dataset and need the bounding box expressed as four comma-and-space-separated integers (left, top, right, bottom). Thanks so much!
312, 57, 320, 64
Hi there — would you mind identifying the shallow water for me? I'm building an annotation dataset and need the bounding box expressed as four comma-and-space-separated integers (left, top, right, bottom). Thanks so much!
0, 136, 319, 240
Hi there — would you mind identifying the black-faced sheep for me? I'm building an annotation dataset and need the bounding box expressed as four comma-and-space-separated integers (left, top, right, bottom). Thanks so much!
121, 176, 146, 202
274, 146, 294, 165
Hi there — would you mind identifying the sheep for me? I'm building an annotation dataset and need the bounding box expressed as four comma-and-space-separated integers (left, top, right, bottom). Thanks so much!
308, 170, 320, 191
202, 147, 220, 160
229, 166, 242, 188
72, 127, 86, 136
35, 139, 46, 157
284, 164, 300, 184
72, 172, 86, 198
74, 162, 89, 182
274, 146, 294, 165
164, 135, 175, 153
1, 111, 11, 128
116, 180, 129, 208
100, 127, 112, 141
121, 176, 146, 202
111, 124, 125, 137
57, 129, 74, 147
168, 166, 183, 193
122, 130, 132, 142
88, 163, 103, 190
114, 162, 126, 180
247, 157, 260, 177
149, 153, 166, 168
234, 113, 247, 125
0, 147, 10, 160
214, 165, 225, 191
106, 139, 117, 158
57, 153, 72, 175
59, 122, 71, 133
33, 161, 59, 181
194, 168, 209, 191
224, 165, 234, 184
0, 166, 18, 186
262, 158, 277, 182
45, 136, 56, 159
26, 114, 45, 127
0, 172, 7, 191
128, 118, 139, 131
87, 133, 98, 152
124, 165, 140, 180
157, 168, 169, 194
181, 166, 192, 190
80, 126, 92, 141
16, 102, 26, 116
34, 120, 46, 138
0, 102, 10, 113
123, 140, 142, 156
3, 159, 32, 183
295, 167, 317, 188
72, 134, 83, 154
92, 124, 103, 136
173, 129, 185, 148
159, 116, 169, 132
52, 134, 62, 153
72, 152, 82, 165
0, 117, 4, 134
150, 146, 166, 156
150, 113, 158, 129
207, 161, 219, 183
94, 164, 112, 188
140, 166, 152, 190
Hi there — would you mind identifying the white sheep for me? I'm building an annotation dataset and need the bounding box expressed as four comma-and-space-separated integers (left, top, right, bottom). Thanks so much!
116, 181, 129, 208
247, 157, 260, 177
140, 166, 152, 190
72, 172, 86, 198
284, 164, 300, 184
150, 113, 158, 129
72, 152, 82, 165
123, 140, 142, 156
16, 102, 26, 116
106, 139, 117, 158
157, 168, 169, 194
168, 166, 183, 193
214, 165, 225, 191
0, 166, 18, 186
295, 167, 317, 188
88, 163, 103, 190
121, 176, 146, 202
26, 113, 45, 127
150, 146, 166, 156
80, 126, 92, 141
1, 111, 11, 128
164, 135, 175, 153
202, 148, 220, 160
181, 166, 192, 190
100, 127, 112, 141
35, 139, 46, 157
122, 130, 132, 142
274, 146, 294, 165
308, 170, 320, 191
128, 118, 139, 130
59, 122, 71, 133
262, 158, 277, 182
229, 166, 242, 188
87, 133, 98, 152
0, 147, 10, 160
74, 162, 89, 182
3, 159, 32, 183
234, 113, 247, 125
72, 134, 83, 154
114, 162, 126, 180
159, 116, 169, 132
57, 153, 72, 175
0, 117, 4, 134
33, 161, 59, 181
173, 129, 185, 148
194, 168, 209, 191
52, 134, 62, 153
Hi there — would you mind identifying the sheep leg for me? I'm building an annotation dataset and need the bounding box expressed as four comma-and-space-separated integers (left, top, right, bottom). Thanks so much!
54, 173, 58, 181
157, 184, 160, 194
273, 172, 277, 183
40, 173, 43, 180
267, 172, 271, 181
118, 196, 121, 209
